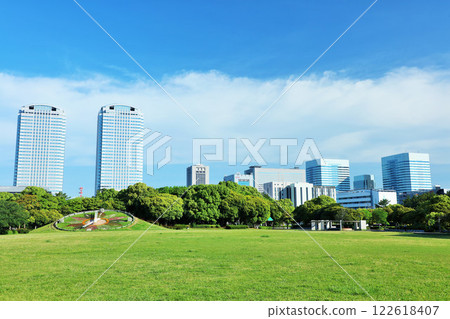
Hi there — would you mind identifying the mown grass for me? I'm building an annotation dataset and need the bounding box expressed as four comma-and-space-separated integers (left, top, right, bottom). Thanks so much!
0, 228, 448, 301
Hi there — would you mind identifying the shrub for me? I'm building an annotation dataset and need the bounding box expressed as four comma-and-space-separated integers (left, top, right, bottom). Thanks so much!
225, 225, 248, 229
193, 224, 219, 228
17, 228, 30, 234
173, 224, 189, 230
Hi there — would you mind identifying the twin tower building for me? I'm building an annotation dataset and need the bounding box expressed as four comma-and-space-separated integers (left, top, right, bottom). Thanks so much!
13, 104, 144, 194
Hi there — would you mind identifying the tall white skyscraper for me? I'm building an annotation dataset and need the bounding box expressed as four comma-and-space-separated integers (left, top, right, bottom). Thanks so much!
187, 164, 209, 186
95, 105, 144, 192
13, 105, 66, 194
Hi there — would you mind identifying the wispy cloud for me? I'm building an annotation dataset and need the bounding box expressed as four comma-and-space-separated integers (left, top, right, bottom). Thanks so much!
0, 67, 449, 169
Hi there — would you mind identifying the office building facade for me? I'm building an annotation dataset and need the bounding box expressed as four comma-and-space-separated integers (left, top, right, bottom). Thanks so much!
223, 172, 254, 187
354, 174, 375, 190
244, 166, 306, 193
337, 189, 398, 209
14, 105, 66, 194
264, 181, 336, 207
95, 105, 144, 192
306, 159, 350, 191
381, 152, 432, 193
187, 164, 209, 186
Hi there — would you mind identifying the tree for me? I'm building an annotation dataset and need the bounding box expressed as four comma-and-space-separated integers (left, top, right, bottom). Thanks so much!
425, 212, 446, 232
28, 209, 63, 227
269, 198, 294, 225
293, 195, 337, 225
120, 183, 157, 217
141, 193, 184, 225
239, 195, 270, 225
182, 185, 225, 224
350, 208, 371, 221
372, 208, 389, 225
387, 204, 415, 225
0, 200, 30, 233
218, 191, 244, 226
157, 186, 188, 197
0, 192, 15, 202
377, 199, 391, 208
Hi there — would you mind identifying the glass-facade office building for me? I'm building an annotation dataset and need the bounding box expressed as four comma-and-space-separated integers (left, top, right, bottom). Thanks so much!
13, 105, 66, 194
95, 105, 144, 192
305, 158, 350, 191
354, 174, 375, 190
382, 152, 432, 193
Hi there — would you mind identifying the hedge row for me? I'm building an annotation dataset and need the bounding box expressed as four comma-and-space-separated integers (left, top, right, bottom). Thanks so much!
225, 225, 249, 229
193, 224, 220, 228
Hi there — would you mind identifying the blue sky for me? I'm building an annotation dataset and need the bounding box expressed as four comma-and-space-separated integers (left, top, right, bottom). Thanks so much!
1, 0, 449, 197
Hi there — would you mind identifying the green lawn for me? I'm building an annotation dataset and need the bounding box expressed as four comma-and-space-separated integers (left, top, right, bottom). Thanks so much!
0, 228, 448, 301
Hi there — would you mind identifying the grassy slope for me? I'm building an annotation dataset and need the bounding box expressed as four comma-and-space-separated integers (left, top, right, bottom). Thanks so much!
0, 229, 448, 301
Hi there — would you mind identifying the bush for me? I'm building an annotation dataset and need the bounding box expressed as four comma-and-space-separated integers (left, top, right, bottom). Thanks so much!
17, 228, 30, 234
173, 224, 189, 230
193, 224, 219, 228
225, 225, 248, 229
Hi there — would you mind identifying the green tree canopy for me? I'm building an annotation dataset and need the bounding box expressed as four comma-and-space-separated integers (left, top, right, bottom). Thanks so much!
0, 200, 30, 233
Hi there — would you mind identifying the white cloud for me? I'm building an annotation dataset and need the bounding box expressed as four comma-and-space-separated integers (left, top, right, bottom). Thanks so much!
0, 67, 449, 169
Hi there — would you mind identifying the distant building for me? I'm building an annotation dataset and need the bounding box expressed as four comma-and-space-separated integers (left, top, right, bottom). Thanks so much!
263, 181, 336, 207
0, 186, 50, 194
354, 174, 375, 190
223, 172, 253, 187
382, 152, 432, 193
95, 105, 144, 192
305, 159, 350, 191
244, 166, 306, 193
337, 189, 398, 209
187, 164, 209, 186
14, 105, 66, 194
397, 185, 447, 204
263, 182, 292, 200
313, 185, 337, 200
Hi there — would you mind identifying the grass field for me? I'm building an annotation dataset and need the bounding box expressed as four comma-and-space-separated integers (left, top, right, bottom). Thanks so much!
0, 227, 448, 301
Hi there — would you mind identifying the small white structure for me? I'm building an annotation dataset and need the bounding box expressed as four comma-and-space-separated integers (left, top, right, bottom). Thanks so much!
311, 220, 367, 231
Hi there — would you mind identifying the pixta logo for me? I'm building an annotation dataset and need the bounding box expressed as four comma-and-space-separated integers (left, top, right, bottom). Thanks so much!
192, 138, 323, 166
127, 128, 172, 175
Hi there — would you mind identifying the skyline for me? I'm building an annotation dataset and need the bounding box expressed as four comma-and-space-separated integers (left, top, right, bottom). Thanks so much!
1, 1, 450, 196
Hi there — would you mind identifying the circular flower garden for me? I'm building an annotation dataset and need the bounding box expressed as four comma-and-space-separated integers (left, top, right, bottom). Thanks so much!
55, 210, 135, 231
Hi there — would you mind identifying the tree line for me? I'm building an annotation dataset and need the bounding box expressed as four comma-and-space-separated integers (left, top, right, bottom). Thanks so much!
1, 182, 449, 233
292, 192, 450, 231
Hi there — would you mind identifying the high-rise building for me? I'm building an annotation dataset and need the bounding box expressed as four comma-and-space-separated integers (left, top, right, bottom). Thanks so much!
223, 172, 254, 187
95, 105, 144, 192
305, 159, 350, 191
244, 166, 306, 193
187, 164, 209, 186
381, 152, 432, 193
13, 105, 66, 194
354, 174, 375, 190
